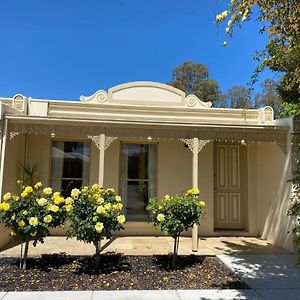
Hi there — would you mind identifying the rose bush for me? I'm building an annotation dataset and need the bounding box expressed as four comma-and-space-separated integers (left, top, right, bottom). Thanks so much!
67, 184, 126, 268
147, 188, 205, 268
0, 181, 67, 269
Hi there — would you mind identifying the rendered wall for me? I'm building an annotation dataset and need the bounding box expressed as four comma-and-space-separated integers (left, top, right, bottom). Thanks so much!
258, 142, 293, 251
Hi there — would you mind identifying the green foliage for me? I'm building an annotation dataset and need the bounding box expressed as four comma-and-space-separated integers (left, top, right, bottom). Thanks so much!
147, 190, 205, 238
67, 184, 125, 245
168, 61, 221, 103
279, 102, 300, 118
216, 1, 300, 103
21, 163, 40, 186
0, 182, 67, 244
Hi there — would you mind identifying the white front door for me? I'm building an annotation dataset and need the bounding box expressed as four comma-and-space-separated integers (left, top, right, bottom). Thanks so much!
214, 143, 247, 230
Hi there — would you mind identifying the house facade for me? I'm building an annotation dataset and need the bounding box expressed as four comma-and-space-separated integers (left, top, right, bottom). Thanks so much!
0, 81, 296, 251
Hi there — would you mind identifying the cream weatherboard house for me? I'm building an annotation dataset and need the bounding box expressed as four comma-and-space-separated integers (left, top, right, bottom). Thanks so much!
0, 81, 296, 252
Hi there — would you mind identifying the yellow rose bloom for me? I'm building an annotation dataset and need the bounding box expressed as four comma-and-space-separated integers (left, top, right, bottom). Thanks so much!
115, 195, 122, 202
92, 183, 99, 190
104, 203, 112, 211
34, 182, 42, 189
53, 191, 60, 198
22, 210, 28, 215
96, 206, 106, 214
43, 215, 53, 223
2, 202, 10, 211
29, 217, 39, 227
25, 186, 33, 193
30, 231, 37, 237
82, 186, 89, 194
157, 213, 165, 222
18, 220, 25, 227
11, 214, 16, 220
71, 188, 80, 199
3, 192, 11, 201
117, 214, 126, 224
37, 198, 48, 206
43, 187, 53, 196
65, 204, 73, 212
96, 197, 104, 204
164, 195, 171, 201
114, 203, 123, 210
48, 204, 59, 212
65, 197, 74, 205
21, 191, 28, 198
54, 196, 64, 205
198, 201, 205, 207
95, 222, 104, 233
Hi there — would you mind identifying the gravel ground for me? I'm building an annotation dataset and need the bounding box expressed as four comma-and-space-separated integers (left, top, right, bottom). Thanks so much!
0, 254, 247, 291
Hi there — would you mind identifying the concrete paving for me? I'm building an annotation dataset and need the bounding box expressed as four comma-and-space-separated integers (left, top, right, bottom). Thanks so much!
0, 290, 263, 300
218, 253, 300, 299
0, 236, 288, 257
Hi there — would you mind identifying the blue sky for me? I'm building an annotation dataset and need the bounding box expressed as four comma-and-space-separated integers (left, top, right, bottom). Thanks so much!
0, 0, 275, 100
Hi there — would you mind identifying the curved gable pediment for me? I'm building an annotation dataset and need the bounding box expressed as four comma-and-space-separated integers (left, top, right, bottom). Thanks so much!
80, 81, 212, 108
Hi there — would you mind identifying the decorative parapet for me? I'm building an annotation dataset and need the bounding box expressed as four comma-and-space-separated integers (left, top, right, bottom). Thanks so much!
80, 90, 108, 104
12, 94, 28, 113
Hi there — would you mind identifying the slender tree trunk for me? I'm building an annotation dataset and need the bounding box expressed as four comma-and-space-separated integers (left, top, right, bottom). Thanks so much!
21, 238, 30, 270
171, 234, 179, 269
95, 239, 101, 269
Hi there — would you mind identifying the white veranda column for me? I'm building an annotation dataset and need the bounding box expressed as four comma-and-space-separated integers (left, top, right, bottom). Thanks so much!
0, 119, 8, 198
192, 137, 199, 252
98, 133, 105, 187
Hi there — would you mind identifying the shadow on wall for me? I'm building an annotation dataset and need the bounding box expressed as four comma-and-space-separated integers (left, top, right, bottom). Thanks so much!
0, 223, 12, 250
261, 143, 294, 251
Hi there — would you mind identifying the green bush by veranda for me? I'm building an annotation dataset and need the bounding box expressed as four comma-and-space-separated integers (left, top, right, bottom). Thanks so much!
147, 188, 205, 268
67, 184, 126, 268
0, 181, 68, 269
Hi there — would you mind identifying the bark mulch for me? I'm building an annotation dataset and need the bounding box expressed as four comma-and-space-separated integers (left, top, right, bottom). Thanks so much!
0, 254, 247, 291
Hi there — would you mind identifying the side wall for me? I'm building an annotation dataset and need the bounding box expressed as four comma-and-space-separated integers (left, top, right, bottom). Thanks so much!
257, 142, 293, 250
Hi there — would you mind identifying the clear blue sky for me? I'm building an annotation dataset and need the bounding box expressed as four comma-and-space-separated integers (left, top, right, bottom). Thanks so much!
0, 0, 275, 100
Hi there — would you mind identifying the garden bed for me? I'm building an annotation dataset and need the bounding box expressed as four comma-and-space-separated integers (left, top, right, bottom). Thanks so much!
0, 254, 247, 291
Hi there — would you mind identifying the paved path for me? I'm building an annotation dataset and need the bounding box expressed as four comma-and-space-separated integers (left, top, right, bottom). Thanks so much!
218, 253, 300, 299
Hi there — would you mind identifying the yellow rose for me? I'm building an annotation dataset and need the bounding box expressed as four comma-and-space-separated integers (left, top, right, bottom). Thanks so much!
71, 188, 80, 199
65, 204, 73, 212
3, 192, 11, 201
104, 203, 112, 211
92, 183, 99, 190
43, 187, 52, 196
96, 197, 104, 204
114, 203, 123, 210
96, 206, 106, 214
48, 204, 59, 212
157, 213, 165, 222
21, 191, 28, 198
192, 188, 200, 195
65, 197, 74, 205
34, 182, 42, 189
11, 214, 16, 220
43, 215, 53, 223
22, 210, 28, 215
25, 186, 33, 193
54, 196, 64, 205
164, 195, 171, 201
29, 217, 39, 227
115, 195, 121, 202
198, 201, 205, 207
18, 220, 25, 227
37, 198, 48, 206
117, 214, 126, 224
95, 222, 104, 233
30, 231, 37, 237
1, 202, 10, 211
82, 186, 89, 194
